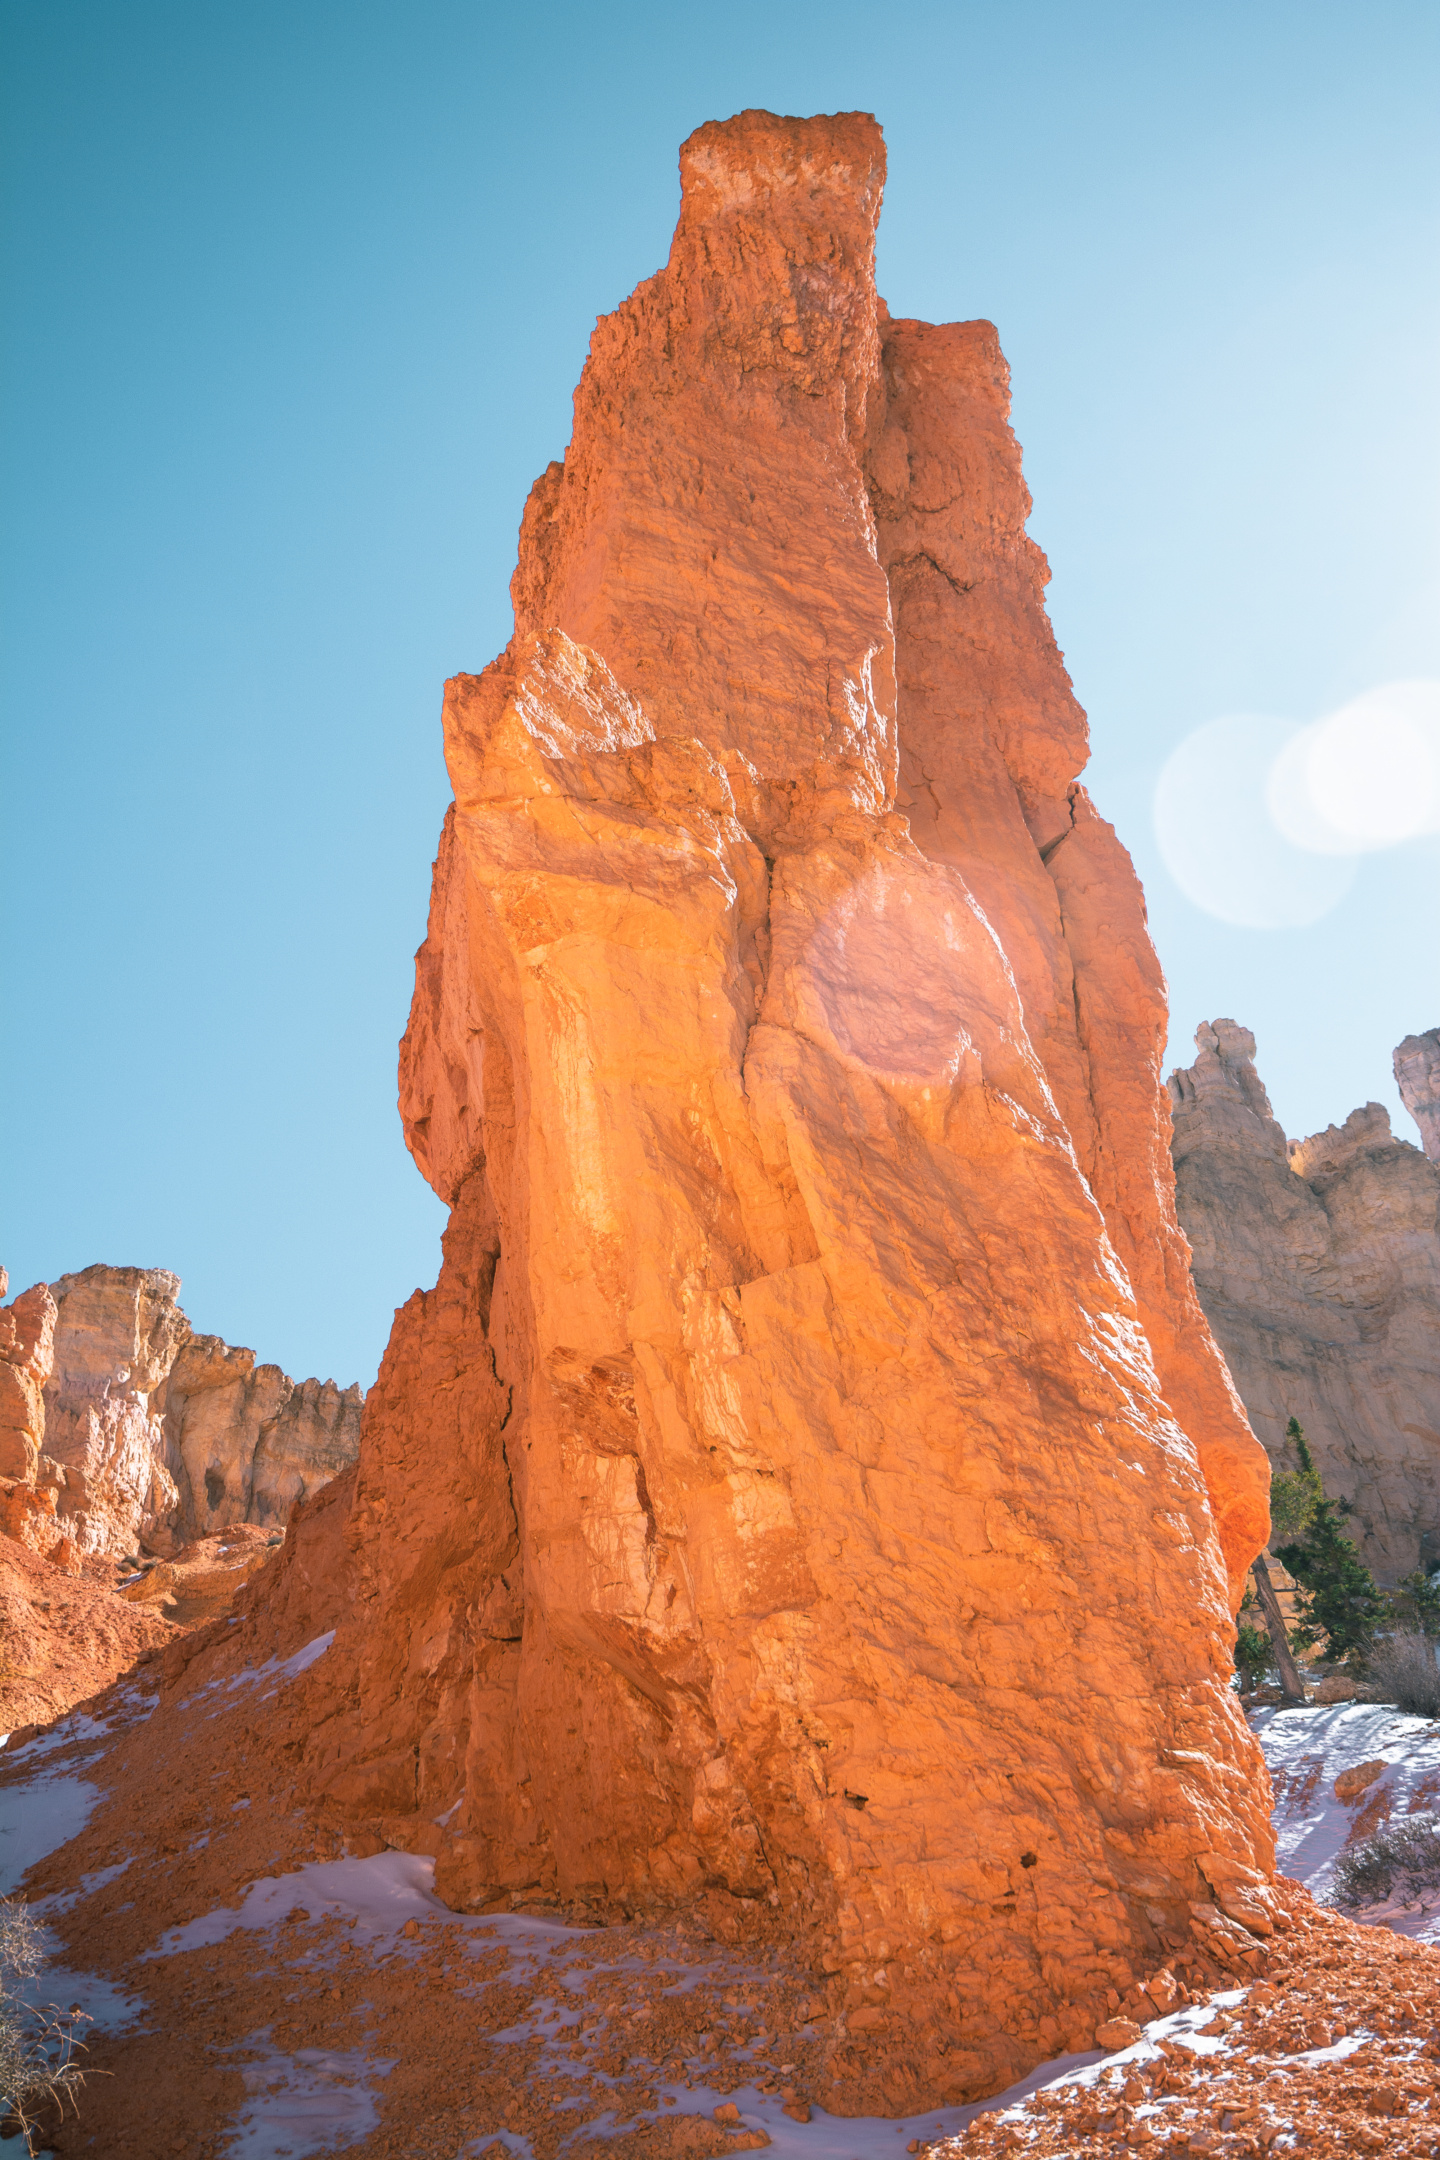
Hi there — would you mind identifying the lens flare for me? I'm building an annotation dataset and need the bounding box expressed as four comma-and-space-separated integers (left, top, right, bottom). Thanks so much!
1154, 714, 1356, 929
1266, 680, 1440, 853
1155, 681, 1440, 927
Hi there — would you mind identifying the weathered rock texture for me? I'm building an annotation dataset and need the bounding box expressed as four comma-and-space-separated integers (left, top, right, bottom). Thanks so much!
119, 1522, 282, 1628
1169, 1019, 1440, 1581
1396, 1027, 1440, 1161
0, 1265, 74, 1570
42, 1265, 188, 1555
0, 1265, 56, 1486
158, 1335, 363, 1536
290, 111, 1274, 2113
1, 1263, 363, 1557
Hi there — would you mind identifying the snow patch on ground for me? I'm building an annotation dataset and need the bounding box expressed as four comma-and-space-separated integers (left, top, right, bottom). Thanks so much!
15, 1934, 146, 2035
0, 1773, 101, 1897
1253, 1698, 1440, 1934
144, 1850, 1259, 2158
148, 1848, 479, 1957
0, 1711, 112, 1761
33, 1857, 132, 1917
0, 1690, 159, 1897
201, 1631, 335, 1714
220, 2037, 392, 2159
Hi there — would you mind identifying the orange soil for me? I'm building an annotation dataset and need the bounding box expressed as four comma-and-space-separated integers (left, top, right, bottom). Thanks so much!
8, 1643, 1440, 2157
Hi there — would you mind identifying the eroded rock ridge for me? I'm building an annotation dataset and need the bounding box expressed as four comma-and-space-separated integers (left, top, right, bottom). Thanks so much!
280, 110, 1275, 2114
0, 1262, 362, 1558
1396, 1027, 1440, 1162
1169, 1019, 1440, 1579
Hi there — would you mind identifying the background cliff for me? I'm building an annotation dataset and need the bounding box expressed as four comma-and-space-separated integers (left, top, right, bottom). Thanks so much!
1169, 1019, 1440, 1581
0, 1262, 362, 1560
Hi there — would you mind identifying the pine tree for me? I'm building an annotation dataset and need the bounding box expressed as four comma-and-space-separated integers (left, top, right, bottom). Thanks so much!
1272, 1418, 1383, 1663
1387, 1570, 1440, 1639
1269, 1418, 1322, 1543
1234, 1619, 1272, 1693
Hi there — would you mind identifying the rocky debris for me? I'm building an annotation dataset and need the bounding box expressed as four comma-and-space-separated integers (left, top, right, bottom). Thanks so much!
928, 1884, 1440, 2157
1169, 1019, 1440, 1579
0, 1522, 291, 1734
0, 1653, 848, 2155
1, 1261, 364, 1557
1396, 1027, 1440, 1162
260, 106, 1275, 2121
0, 1532, 173, 1730
3, 1641, 1436, 2159
117, 1522, 281, 1629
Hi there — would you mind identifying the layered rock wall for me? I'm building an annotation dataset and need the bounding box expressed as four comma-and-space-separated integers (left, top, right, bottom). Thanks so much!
0, 1263, 363, 1556
42, 1265, 187, 1554
1169, 1020, 1440, 1580
158, 1335, 363, 1536
291, 110, 1274, 2114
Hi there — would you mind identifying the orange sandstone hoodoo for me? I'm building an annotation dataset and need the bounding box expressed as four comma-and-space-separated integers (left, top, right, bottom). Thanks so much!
291, 110, 1275, 2112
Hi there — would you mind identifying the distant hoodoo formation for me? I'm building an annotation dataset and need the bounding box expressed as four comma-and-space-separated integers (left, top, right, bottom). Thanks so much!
278, 110, 1280, 2113
1396, 1026, 1440, 1163
1169, 1019, 1440, 1582
0, 1262, 361, 1561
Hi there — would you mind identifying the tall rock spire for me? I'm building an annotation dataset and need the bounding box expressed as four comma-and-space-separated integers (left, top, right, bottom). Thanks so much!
296, 110, 1274, 2114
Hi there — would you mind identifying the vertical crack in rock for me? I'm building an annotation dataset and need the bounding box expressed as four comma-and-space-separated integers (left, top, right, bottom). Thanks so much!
276, 108, 1276, 2116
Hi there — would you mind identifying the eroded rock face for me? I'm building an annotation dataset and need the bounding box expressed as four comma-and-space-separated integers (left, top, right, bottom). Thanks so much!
294, 110, 1272, 2113
18, 1264, 361, 1556
1169, 1020, 1440, 1580
0, 1265, 56, 1485
159, 1337, 363, 1537
1396, 1027, 1440, 1161
119, 1522, 282, 1627
43, 1265, 187, 1555
252, 1376, 363, 1525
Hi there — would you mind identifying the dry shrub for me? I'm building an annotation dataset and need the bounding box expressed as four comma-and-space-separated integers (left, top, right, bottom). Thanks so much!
1332, 1812, 1440, 1912
1364, 1632, 1440, 1718
0, 1899, 93, 2153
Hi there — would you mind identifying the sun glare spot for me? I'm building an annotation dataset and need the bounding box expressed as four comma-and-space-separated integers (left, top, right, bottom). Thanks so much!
1267, 680, 1440, 853
1154, 681, 1440, 928
1153, 715, 1355, 929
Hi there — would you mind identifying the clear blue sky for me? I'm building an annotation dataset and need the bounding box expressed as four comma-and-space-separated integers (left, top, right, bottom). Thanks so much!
2, 1, 1437, 1387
